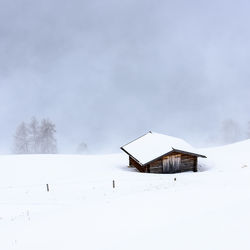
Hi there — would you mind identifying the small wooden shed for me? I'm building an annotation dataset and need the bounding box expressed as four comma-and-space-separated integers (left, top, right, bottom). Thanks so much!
120, 131, 206, 174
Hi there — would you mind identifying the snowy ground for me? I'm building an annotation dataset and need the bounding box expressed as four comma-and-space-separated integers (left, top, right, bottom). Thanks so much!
0, 140, 250, 250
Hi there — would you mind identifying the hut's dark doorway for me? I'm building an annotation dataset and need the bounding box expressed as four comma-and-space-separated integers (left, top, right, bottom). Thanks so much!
163, 155, 181, 173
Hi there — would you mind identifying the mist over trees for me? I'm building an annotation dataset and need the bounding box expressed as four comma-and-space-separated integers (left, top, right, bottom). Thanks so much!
206, 119, 250, 146
221, 119, 242, 144
76, 142, 88, 154
12, 116, 250, 155
247, 121, 250, 139
13, 118, 57, 154
14, 122, 29, 154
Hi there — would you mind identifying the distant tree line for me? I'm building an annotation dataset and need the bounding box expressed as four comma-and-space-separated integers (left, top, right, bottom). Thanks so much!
12, 117, 250, 154
13, 117, 57, 154
221, 118, 250, 144
207, 118, 250, 145
76, 142, 88, 154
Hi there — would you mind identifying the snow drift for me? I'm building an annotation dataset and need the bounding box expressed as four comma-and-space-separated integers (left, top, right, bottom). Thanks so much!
0, 139, 250, 250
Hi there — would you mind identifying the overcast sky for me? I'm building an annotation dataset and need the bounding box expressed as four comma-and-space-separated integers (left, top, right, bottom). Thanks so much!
0, 0, 250, 153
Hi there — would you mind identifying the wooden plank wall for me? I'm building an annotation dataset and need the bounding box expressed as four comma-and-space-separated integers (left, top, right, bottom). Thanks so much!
129, 153, 198, 174
129, 157, 146, 172
180, 154, 197, 172
149, 160, 163, 173
148, 152, 197, 173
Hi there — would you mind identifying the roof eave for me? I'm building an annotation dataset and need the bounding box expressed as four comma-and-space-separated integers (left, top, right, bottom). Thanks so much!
171, 148, 207, 158
124, 148, 207, 166
120, 131, 152, 149
120, 147, 144, 166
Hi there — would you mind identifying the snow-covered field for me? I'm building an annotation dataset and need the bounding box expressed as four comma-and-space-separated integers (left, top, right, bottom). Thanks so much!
1, 140, 250, 250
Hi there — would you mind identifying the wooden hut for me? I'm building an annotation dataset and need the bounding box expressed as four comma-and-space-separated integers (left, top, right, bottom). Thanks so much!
120, 131, 206, 174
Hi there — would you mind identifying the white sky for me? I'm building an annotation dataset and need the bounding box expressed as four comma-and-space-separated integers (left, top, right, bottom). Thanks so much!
0, 0, 250, 153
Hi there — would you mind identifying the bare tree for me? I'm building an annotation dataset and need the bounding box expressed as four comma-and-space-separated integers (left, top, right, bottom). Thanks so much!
13, 122, 29, 154
13, 118, 57, 154
76, 142, 88, 154
29, 117, 41, 154
39, 119, 57, 154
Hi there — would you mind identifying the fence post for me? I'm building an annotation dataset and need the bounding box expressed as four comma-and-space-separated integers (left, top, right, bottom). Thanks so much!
113, 180, 115, 189
46, 184, 49, 192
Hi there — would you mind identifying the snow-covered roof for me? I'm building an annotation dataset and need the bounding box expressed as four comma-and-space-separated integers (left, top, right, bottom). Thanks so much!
121, 132, 205, 165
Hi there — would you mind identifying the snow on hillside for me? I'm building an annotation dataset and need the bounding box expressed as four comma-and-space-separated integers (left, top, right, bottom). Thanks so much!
0, 140, 250, 250
201, 139, 250, 171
